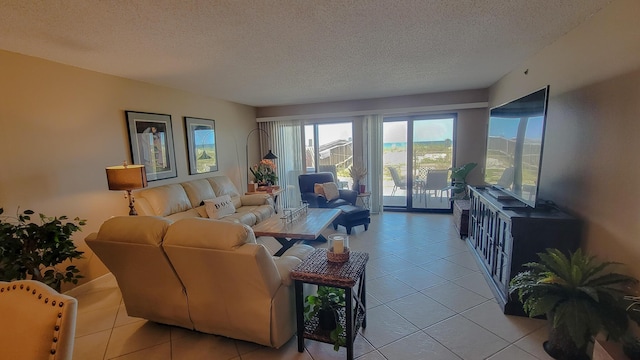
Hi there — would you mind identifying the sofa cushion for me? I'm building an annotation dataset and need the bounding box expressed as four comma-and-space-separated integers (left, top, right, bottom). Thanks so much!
204, 195, 236, 219
228, 208, 258, 226
136, 184, 192, 217
181, 179, 216, 208
242, 204, 274, 223
322, 182, 340, 201
208, 176, 243, 209
166, 208, 203, 222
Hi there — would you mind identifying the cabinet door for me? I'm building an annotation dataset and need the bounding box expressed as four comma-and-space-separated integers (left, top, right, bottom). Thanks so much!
492, 214, 513, 294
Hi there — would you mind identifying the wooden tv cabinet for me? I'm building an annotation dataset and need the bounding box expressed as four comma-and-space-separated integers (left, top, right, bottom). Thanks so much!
467, 186, 582, 315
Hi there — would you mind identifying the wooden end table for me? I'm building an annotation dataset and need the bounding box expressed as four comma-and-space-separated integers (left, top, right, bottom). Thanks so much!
291, 248, 368, 360
356, 192, 371, 209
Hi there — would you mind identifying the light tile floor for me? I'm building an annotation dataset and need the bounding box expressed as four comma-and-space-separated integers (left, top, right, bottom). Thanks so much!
69, 212, 553, 359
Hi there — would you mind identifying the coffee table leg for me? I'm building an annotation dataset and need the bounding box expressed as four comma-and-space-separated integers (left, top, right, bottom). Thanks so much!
295, 280, 304, 352
273, 237, 298, 256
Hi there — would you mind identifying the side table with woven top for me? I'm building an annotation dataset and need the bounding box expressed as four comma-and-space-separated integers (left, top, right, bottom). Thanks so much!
290, 248, 369, 360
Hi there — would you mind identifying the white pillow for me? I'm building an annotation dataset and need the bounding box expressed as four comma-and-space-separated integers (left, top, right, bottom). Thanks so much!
204, 195, 236, 219
322, 182, 340, 201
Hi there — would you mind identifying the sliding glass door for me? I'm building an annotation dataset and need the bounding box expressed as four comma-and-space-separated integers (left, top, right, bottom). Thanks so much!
383, 115, 455, 211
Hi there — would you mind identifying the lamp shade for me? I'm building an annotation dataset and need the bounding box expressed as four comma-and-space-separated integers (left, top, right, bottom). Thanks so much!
105, 165, 148, 190
263, 150, 277, 160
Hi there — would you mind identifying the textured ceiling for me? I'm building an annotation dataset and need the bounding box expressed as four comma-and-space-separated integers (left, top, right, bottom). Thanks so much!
0, 0, 611, 107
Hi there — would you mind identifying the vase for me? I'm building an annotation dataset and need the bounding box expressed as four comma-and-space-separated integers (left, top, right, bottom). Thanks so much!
352, 180, 360, 194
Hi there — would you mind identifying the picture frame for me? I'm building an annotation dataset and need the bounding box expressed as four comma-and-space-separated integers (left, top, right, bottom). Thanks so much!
125, 111, 177, 181
184, 117, 218, 174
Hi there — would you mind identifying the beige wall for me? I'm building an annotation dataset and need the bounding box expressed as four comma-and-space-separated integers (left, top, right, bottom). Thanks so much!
0, 50, 257, 289
489, 0, 640, 279
257, 88, 487, 119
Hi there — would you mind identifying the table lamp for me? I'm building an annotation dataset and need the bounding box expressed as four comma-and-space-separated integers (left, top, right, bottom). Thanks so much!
105, 162, 148, 215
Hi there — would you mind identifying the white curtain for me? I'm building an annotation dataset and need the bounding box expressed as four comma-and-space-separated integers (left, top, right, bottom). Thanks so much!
365, 114, 384, 214
259, 121, 304, 208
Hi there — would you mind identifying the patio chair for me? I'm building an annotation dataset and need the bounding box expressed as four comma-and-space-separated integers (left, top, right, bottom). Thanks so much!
414, 167, 429, 202
424, 169, 450, 201
388, 166, 406, 195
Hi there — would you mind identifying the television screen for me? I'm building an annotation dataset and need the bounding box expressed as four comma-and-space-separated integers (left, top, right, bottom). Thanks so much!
484, 86, 549, 208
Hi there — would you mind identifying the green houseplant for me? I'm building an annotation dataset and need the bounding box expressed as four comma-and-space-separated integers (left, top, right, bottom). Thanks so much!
510, 248, 637, 360
0, 207, 85, 291
622, 295, 640, 359
304, 286, 346, 351
449, 162, 477, 200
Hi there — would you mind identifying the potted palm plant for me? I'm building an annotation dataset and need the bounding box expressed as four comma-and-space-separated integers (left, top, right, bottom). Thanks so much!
449, 162, 477, 200
304, 286, 346, 351
510, 248, 637, 360
0, 207, 85, 291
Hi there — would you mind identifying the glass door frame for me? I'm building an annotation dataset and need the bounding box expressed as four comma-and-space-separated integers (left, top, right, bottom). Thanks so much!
383, 113, 458, 213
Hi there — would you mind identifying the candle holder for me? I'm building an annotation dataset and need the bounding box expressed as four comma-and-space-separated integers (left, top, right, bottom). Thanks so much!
327, 233, 350, 263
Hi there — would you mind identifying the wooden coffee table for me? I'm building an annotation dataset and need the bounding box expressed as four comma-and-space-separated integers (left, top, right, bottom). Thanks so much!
252, 208, 341, 256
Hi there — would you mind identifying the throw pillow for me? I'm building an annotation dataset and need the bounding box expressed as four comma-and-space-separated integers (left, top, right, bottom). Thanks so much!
322, 182, 340, 201
204, 195, 236, 219
313, 183, 325, 197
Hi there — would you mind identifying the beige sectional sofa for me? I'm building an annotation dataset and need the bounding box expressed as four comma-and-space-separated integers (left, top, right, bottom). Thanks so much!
86, 216, 314, 348
135, 175, 274, 226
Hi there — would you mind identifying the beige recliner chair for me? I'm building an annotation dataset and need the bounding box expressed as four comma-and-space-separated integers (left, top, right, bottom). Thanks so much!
86, 216, 313, 348
163, 217, 310, 348
0, 280, 78, 360
85, 216, 193, 329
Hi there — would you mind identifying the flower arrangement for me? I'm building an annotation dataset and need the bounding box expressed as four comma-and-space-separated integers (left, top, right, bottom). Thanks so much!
250, 159, 278, 185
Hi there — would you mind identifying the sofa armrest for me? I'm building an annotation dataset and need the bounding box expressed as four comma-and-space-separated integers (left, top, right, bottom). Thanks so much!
339, 189, 357, 205
273, 256, 301, 286
240, 194, 272, 207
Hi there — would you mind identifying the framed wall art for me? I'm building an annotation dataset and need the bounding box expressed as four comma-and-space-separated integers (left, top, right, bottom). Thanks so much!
184, 117, 218, 174
125, 111, 177, 181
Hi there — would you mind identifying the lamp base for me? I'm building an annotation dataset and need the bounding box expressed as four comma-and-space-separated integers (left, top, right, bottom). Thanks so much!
126, 190, 138, 216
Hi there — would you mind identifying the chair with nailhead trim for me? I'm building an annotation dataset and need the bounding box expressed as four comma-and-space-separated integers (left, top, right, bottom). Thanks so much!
0, 280, 77, 360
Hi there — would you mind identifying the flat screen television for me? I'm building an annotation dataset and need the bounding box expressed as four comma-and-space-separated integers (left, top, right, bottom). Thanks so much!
483, 86, 550, 208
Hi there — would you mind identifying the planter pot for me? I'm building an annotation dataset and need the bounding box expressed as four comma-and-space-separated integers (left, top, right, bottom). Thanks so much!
318, 309, 337, 331
543, 323, 589, 360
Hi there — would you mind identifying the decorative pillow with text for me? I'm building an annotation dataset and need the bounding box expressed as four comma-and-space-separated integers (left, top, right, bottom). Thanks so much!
204, 195, 236, 219
322, 182, 340, 201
